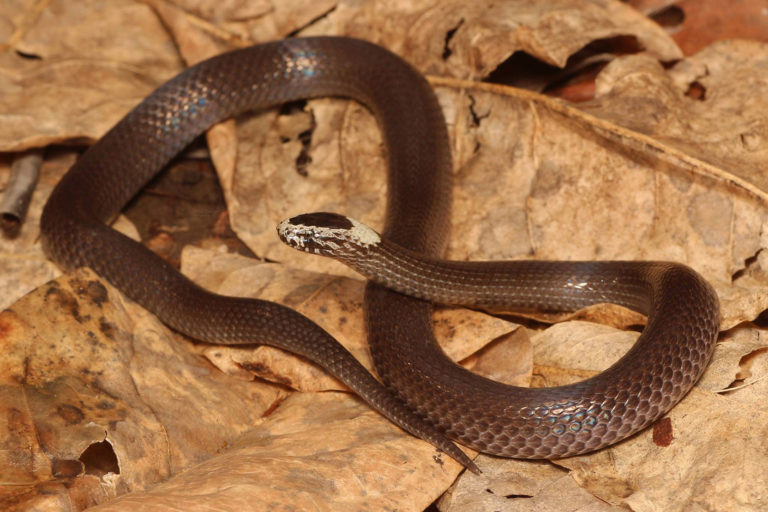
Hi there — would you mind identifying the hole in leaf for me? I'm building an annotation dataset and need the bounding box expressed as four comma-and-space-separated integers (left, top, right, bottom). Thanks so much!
278, 100, 315, 177
686, 81, 706, 100
79, 439, 120, 476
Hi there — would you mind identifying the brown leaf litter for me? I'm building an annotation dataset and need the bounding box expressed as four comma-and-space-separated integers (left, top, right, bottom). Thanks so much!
2, 0, 768, 511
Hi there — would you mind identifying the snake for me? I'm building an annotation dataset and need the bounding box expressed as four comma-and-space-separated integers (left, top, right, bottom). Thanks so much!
40, 36, 720, 469
278, 211, 720, 456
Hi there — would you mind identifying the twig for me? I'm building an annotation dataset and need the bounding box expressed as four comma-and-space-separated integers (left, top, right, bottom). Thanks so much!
1, 149, 44, 238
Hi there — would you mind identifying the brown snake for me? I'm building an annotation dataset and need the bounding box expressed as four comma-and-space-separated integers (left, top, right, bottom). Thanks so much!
41, 37, 720, 469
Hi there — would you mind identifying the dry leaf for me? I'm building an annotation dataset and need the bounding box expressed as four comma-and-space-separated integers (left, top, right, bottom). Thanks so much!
0, 0, 183, 151
2, 1, 768, 511
0, 269, 283, 507
560, 388, 768, 511
85, 392, 462, 512
439, 459, 619, 511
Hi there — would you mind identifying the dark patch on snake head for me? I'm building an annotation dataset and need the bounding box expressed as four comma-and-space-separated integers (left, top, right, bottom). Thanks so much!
289, 212, 353, 230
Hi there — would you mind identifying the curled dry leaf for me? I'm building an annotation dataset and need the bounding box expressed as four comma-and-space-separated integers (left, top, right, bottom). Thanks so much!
0, 269, 282, 507
310, 0, 682, 76
86, 393, 464, 512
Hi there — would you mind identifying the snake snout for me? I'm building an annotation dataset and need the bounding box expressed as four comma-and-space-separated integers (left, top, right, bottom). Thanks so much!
276, 218, 320, 255
277, 211, 382, 259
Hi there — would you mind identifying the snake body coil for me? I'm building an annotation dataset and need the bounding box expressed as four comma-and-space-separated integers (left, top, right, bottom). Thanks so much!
279, 211, 720, 456
41, 37, 720, 466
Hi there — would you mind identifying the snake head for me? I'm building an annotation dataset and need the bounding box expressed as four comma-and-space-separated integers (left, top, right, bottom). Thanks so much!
277, 212, 381, 259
